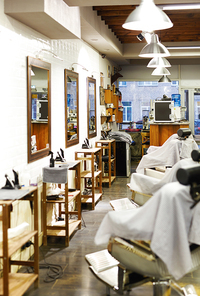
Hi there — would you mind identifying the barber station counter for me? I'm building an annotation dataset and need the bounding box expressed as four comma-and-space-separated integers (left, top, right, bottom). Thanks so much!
150, 121, 190, 146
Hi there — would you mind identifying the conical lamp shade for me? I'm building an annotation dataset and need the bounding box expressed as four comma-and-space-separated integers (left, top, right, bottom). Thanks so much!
152, 66, 170, 76
158, 75, 171, 82
122, 0, 173, 32
139, 34, 170, 58
147, 57, 171, 68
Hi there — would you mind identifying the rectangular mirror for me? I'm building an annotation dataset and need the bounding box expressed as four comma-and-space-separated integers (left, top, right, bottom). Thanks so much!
87, 77, 97, 139
65, 69, 79, 147
27, 56, 51, 163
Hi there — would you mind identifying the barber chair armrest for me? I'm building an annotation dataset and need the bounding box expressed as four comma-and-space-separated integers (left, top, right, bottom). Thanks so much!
108, 237, 156, 262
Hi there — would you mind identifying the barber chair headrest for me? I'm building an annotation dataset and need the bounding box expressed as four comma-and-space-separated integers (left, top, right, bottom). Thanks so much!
191, 149, 200, 162
177, 128, 191, 139
177, 165, 200, 208
177, 166, 200, 186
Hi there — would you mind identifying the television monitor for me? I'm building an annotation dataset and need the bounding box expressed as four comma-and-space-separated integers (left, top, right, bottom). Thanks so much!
153, 100, 174, 122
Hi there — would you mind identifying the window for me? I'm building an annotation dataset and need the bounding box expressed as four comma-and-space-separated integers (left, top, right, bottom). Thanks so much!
122, 102, 132, 122
119, 81, 179, 123
137, 81, 158, 87
194, 93, 200, 136
119, 81, 127, 87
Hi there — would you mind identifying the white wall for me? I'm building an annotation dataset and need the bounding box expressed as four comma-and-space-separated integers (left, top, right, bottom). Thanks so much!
0, 0, 115, 188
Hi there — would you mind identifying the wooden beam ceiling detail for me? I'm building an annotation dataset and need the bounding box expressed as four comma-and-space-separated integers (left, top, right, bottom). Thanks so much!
93, 5, 200, 44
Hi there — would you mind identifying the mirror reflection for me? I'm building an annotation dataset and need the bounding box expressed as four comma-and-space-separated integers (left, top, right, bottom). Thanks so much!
65, 69, 79, 147
27, 56, 51, 163
87, 77, 97, 139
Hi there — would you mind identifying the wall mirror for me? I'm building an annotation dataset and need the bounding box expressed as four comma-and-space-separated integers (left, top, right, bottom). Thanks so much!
87, 77, 97, 139
65, 69, 79, 147
27, 56, 51, 163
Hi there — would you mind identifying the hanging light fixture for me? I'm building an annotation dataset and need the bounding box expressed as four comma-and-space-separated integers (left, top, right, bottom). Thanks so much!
158, 75, 171, 82
139, 33, 170, 58
147, 57, 171, 68
122, 0, 173, 32
151, 66, 171, 76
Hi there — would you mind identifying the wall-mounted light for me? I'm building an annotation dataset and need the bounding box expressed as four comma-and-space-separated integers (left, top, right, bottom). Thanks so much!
139, 33, 170, 58
71, 63, 88, 71
122, 0, 173, 32
91, 71, 101, 78
35, 49, 63, 61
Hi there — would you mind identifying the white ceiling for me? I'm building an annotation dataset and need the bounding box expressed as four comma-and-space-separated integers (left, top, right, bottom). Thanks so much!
5, 0, 200, 66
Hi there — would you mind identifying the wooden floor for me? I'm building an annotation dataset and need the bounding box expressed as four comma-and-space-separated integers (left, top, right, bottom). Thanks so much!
23, 165, 200, 296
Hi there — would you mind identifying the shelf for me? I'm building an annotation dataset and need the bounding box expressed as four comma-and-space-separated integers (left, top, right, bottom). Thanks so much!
43, 161, 81, 246
80, 171, 102, 178
102, 176, 116, 184
47, 220, 81, 237
102, 158, 115, 163
95, 139, 116, 188
46, 190, 80, 204
0, 231, 37, 258
75, 148, 102, 210
81, 193, 102, 204
0, 186, 39, 296
0, 273, 38, 296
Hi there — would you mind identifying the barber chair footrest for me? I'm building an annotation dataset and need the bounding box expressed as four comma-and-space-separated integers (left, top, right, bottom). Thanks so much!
85, 249, 152, 294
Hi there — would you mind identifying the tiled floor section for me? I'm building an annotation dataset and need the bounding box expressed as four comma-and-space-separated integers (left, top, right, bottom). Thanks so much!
24, 170, 200, 296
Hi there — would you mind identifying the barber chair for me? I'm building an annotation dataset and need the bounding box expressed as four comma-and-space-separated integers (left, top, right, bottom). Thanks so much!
86, 237, 200, 296
86, 151, 200, 296
128, 128, 198, 206
136, 128, 197, 175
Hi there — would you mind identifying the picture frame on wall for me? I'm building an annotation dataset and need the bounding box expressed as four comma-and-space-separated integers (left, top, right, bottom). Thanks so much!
100, 86, 105, 105
107, 65, 111, 78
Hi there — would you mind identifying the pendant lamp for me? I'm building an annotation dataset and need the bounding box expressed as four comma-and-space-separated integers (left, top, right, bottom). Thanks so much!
158, 75, 171, 82
151, 66, 170, 76
147, 57, 171, 68
139, 33, 170, 58
122, 0, 173, 32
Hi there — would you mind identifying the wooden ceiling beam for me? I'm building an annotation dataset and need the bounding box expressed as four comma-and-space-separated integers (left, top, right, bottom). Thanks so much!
96, 9, 132, 16
93, 5, 200, 44
93, 5, 135, 11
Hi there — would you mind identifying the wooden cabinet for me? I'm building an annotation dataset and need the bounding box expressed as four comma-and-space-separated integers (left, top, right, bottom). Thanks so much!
75, 148, 102, 210
104, 89, 112, 104
104, 89, 123, 123
42, 161, 81, 246
150, 122, 190, 146
0, 187, 39, 296
95, 140, 116, 187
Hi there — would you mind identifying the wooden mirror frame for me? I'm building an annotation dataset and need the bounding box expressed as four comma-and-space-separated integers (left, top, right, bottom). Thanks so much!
87, 77, 97, 139
27, 56, 51, 163
64, 69, 79, 148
